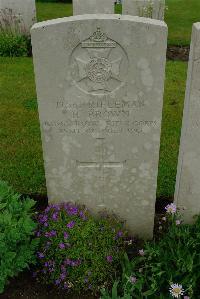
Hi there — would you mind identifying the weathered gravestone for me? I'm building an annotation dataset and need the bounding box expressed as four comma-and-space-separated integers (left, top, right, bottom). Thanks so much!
0, 0, 36, 34
123, 0, 165, 20
73, 0, 114, 15
175, 23, 200, 223
31, 15, 167, 238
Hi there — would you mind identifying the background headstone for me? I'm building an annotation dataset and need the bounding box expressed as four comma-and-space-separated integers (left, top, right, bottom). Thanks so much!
0, 0, 36, 34
175, 23, 200, 223
123, 0, 165, 20
73, 0, 114, 15
31, 15, 167, 238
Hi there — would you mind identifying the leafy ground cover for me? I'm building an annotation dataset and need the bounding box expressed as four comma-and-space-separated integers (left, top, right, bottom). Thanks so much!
35, 1, 200, 46
0, 58, 187, 198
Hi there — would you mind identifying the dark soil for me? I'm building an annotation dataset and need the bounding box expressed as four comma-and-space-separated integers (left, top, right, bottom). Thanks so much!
167, 45, 189, 61
0, 271, 98, 299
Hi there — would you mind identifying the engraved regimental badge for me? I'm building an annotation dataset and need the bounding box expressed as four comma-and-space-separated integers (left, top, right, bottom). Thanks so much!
70, 28, 128, 95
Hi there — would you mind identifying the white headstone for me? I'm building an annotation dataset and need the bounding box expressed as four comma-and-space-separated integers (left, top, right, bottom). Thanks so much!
0, 0, 36, 34
31, 15, 167, 238
123, 0, 165, 20
175, 23, 200, 223
73, 0, 114, 15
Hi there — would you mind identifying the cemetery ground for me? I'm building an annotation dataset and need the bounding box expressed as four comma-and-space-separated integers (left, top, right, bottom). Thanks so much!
1, 1, 200, 299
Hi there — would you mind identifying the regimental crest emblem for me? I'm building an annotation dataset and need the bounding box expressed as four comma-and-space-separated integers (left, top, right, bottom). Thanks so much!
82, 27, 116, 48
70, 28, 128, 95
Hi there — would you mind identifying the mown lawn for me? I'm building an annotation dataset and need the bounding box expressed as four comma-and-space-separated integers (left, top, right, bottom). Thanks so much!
165, 0, 200, 45
36, 0, 200, 46
0, 58, 187, 198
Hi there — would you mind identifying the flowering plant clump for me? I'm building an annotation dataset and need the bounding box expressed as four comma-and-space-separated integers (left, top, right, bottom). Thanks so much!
101, 204, 200, 298
0, 181, 38, 294
35, 202, 126, 293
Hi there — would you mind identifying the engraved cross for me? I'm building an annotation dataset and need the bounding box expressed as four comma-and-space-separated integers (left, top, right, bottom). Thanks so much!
76, 138, 126, 205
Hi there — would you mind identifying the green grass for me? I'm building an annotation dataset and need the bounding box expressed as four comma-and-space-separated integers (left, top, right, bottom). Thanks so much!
0, 58, 187, 197
165, 0, 200, 45
157, 61, 187, 198
35, 1, 200, 46
0, 58, 46, 195
36, 3, 72, 22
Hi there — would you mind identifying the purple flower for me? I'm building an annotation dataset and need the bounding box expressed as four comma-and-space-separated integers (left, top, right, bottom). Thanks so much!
44, 206, 51, 213
184, 296, 190, 299
79, 210, 87, 220
67, 220, 75, 229
44, 222, 48, 227
52, 212, 59, 221
63, 282, 68, 289
106, 255, 113, 263
60, 272, 66, 280
59, 243, 65, 249
38, 214, 48, 224
63, 231, 69, 239
129, 276, 137, 284
37, 252, 45, 259
71, 261, 76, 267
117, 231, 123, 237
49, 230, 57, 237
115, 230, 123, 239
165, 203, 177, 214
67, 205, 78, 216
36, 231, 41, 237
61, 265, 66, 273
55, 279, 61, 285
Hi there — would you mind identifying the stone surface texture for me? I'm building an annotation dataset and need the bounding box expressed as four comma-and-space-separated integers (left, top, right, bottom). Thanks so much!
123, 0, 165, 20
0, 0, 36, 33
31, 15, 167, 238
73, 0, 114, 15
175, 23, 200, 223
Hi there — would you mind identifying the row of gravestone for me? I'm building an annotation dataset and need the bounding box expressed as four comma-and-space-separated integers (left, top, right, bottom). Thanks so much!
74, 0, 165, 19
1, 0, 200, 239
0, 0, 165, 35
